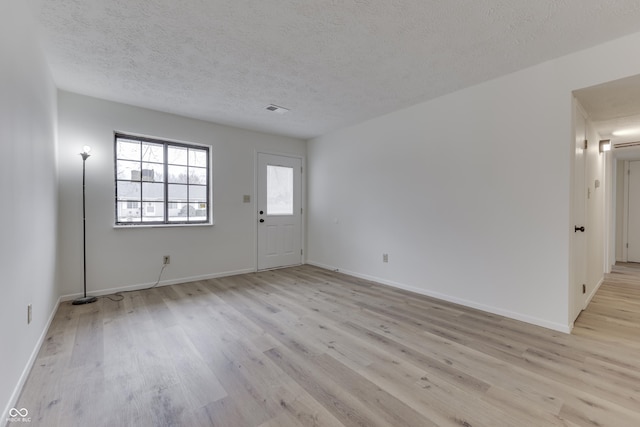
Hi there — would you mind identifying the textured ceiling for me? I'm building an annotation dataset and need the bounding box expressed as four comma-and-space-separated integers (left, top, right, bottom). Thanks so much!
29, 0, 640, 139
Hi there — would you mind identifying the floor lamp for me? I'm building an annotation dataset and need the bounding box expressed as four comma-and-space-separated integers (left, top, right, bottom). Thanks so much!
73, 146, 98, 305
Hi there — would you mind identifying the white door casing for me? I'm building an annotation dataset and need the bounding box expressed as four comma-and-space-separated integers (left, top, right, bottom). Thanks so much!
257, 153, 303, 270
627, 161, 640, 262
572, 107, 588, 321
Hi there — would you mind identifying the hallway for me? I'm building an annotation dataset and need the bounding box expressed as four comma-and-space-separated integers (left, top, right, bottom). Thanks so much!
573, 263, 640, 349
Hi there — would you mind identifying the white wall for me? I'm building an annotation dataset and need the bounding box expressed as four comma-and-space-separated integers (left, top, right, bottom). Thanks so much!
307, 31, 640, 332
57, 92, 306, 297
0, 0, 59, 420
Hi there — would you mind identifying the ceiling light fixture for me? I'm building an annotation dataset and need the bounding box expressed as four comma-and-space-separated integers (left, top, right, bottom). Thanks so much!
612, 128, 640, 136
265, 104, 289, 114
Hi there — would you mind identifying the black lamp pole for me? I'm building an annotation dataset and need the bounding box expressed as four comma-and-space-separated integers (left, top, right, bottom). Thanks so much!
73, 148, 97, 305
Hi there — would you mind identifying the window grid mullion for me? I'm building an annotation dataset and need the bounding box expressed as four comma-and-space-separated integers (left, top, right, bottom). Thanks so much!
138, 140, 143, 222
164, 143, 169, 223
187, 149, 191, 221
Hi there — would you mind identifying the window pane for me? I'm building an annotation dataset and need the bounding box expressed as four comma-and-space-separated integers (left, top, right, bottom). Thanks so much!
188, 185, 207, 202
168, 165, 188, 183
168, 184, 188, 201
168, 203, 195, 220
117, 160, 142, 181
142, 202, 164, 222
117, 201, 141, 222
142, 182, 164, 201
168, 146, 188, 165
141, 142, 164, 163
191, 203, 207, 221
188, 167, 207, 184
141, 162, 164, 182
168, 204, 185, 221
267, 165, 293, 215
117, 181, 141, 200
189, 148, 207, 167
117, 139, 140, 160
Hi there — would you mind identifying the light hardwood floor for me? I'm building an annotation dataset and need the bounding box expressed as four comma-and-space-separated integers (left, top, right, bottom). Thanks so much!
11, 264, 640, 426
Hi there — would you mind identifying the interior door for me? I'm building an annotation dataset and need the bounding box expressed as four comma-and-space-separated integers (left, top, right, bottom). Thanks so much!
627, 161, 640, 262
257, 153, 302, 270
572, 108, 588, 321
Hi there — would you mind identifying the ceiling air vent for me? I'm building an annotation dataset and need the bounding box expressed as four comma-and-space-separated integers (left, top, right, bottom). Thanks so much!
265, 104, 289, 114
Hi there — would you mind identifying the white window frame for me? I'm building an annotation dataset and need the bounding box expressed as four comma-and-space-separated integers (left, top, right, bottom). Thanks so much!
114, 132, 212, 227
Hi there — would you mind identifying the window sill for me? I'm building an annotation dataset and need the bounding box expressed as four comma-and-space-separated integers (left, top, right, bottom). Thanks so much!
113, 222, 214, 229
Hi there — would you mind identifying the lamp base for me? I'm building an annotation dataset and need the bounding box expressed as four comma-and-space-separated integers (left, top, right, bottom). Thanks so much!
72, 296, 98, 305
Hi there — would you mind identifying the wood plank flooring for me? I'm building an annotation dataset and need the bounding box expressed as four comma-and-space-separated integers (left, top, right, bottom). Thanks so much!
12, 264, 640, 426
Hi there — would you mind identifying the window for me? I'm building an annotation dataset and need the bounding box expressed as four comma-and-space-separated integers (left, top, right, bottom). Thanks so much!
114, 133, 210, 225
266, 165, 294, 215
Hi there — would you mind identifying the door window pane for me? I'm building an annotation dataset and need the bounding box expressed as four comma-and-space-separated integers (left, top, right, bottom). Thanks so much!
267, 165, 293, 215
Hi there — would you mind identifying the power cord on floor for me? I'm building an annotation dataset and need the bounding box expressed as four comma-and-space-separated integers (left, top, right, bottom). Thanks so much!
100, 263, 167, 302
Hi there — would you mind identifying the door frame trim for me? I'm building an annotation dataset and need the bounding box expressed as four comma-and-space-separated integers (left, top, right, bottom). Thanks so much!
254, 150, 306, 271
622, 160, 630, 262
569, 98, 589, 326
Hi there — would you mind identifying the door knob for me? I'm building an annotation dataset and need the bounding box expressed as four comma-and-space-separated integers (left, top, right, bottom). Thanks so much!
259, 219, 264, 223
574, 226, 585, 232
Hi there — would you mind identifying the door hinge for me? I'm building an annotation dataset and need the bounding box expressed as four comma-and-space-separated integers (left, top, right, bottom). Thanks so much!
301, 166, 303, 174
301, 207, 303, 214
582, 284, 586, 294
627, 243, 629, 248
584, 139, 588, 150
300, 249, 303, 255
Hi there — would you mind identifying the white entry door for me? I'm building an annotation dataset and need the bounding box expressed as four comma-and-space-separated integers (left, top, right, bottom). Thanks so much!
571, 107, 588, 321
627, 161, 640, 262
257, 153, 302, 270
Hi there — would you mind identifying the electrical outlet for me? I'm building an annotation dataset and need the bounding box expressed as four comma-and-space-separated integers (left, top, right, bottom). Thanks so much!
163, 255, 170, 265
27, 304, 32, 324
383, 253, 389, 263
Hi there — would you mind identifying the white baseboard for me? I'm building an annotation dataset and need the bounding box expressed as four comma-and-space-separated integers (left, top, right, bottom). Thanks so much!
60, 267, 256, 301
306, 261, 571, 334
2, 295, 62, 424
